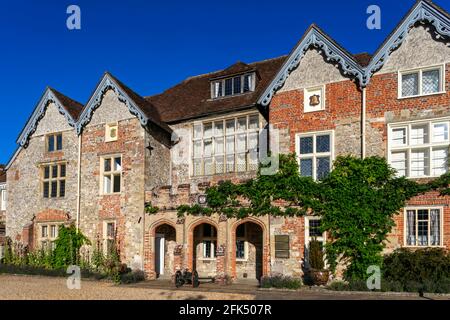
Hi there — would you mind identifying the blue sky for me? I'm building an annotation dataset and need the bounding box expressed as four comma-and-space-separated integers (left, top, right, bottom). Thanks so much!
0, 0, 448, 164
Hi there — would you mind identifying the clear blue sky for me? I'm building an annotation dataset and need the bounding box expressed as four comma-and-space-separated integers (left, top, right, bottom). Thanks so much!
0, 0, 448, 164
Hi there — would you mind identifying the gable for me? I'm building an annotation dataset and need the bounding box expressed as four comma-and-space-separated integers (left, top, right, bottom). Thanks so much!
377, 25, 450, 74
278, 48, 347, 93
87, 89, 137, 127
32, 101, 74, 137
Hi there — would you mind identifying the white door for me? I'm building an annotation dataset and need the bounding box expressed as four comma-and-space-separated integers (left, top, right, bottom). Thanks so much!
155, 234, 165, 275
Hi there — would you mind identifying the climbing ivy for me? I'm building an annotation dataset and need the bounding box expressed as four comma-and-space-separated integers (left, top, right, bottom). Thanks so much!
52, 225, 91, 269
176, 153, 449, 281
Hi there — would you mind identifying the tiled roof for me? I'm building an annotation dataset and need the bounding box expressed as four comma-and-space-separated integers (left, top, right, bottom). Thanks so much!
146, 56, 287, 123
50, 88, 84, 120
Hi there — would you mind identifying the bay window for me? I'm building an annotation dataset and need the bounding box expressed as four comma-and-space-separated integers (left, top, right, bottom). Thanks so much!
389, 119, 450, 178
192, 114, 260, 176
405, 208, 442, 247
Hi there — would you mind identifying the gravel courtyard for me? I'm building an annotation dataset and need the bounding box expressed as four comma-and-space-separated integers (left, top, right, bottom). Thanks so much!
1, 274, 449, 300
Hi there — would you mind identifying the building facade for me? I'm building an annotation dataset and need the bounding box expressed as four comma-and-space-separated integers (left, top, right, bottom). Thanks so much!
4, 0, 450, 281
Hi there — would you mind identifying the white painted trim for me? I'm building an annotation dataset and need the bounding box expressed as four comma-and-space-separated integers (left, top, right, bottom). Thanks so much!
403, 206, 444, 247
303, 85, 326, 113
397, 64, 446, 99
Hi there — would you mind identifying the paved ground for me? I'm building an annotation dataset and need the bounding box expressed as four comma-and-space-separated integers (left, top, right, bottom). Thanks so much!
0, 274, 449, 300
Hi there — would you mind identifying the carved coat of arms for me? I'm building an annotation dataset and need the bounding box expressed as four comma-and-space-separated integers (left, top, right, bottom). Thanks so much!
309, 94, 321, 106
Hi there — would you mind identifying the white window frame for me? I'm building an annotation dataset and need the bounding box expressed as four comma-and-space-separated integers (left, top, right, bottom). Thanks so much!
105, 122, 119, 142
304, 216, 327, 268
0, 189, 6, 211
398, 64, 445, 99
295, 130, 334, 181
388, 117, 450, 178
403, 207, 444, 248
211, 73, 256, 99
100, 155, 122, 195
191, 113, 261, 177
304, 85, 326, 113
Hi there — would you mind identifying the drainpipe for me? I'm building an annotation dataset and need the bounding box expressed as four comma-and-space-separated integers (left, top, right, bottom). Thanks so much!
361, 87, 367, 159
76, 134, 82, 232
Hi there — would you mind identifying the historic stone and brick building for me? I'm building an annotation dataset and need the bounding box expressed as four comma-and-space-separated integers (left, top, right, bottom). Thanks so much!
4, 0, 450, 281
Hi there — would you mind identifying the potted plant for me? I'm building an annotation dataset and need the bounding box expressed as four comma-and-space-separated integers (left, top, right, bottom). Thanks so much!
306, 238, 329, 286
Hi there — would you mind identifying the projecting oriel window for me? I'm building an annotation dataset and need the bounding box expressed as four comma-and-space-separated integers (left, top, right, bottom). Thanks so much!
192, 114, 260, 176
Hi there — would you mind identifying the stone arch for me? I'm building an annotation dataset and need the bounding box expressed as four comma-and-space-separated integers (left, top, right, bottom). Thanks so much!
187, 218, 219, 274
231, 217, 267, 281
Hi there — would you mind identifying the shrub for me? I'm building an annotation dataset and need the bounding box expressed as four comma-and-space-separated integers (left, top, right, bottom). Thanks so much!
120, 270, 146, 284
327, 280, 349, 291
309, 238, 325, 270
383, 248, 450, 293
260, 275, 302, 290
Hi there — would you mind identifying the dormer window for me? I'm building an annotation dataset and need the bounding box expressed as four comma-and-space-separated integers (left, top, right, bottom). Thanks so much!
211, 73, 255, 99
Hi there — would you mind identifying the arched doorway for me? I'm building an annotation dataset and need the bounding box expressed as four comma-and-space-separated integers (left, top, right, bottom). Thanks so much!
193, 223, 217, 278
154, 224, 176, 279
234, 221, 263, 280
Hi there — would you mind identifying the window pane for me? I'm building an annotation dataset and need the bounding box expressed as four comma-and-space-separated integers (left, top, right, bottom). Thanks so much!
233, 76, 241, 94
236, 153, 246, 172
56, 134, 63, 150
204, 157, 213, 175
236, 240, 245, 259
300, 159, 313, 177
225, 79, 233, 96
204, 123, 213, 138
48, 136, 55, 152
418, 220, 429, 246
193, 159, 202, 176
248, 151, 258, 171
50, 225, 57, 238
410, 124, 428, 145
432, 148, 448, 176
243, 75, 252, 93
237, 117, 246, 132
433, 123, 449, 142
406, 210, 416, 246
52, 165, 58, 178
60, 164, 66, 178
113, 175, 121, 193
422, 69, 440, 94
42, 226, 48, 237
391, 128, 407, 146
226, 136, 235, 154
107, 223, 115, 238
214, 121, 224, 136
248, 132, 258, 150
410, 149, 429, 177
214, 137, 224, 155
51, 181, 58, 198
193, 124, 202, 139
316, 135, 330, 153
430, 209, 441, 246
214, 81, 223, 98
43, 182, 49, 198
104, 159, 111, 172
309, 219, 322, 237
104, 175, 112, 193
316, 157, 330, 180
203, 240, 212, 258
193, 141, 202, 158
300, 137, 313, 154
114, 157, 122, 171
226, 119, 235, 134
226, 155, 234, 172
418, 209, 429, 220
59, 180, 65, 197
402, 73, 419, 97
44, 166, 50, 179
215, 156, 224, 174
236, 134, 246, 152
204, 139, 212, 157
391, 151, 407, 177
248, 115, 259, 130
